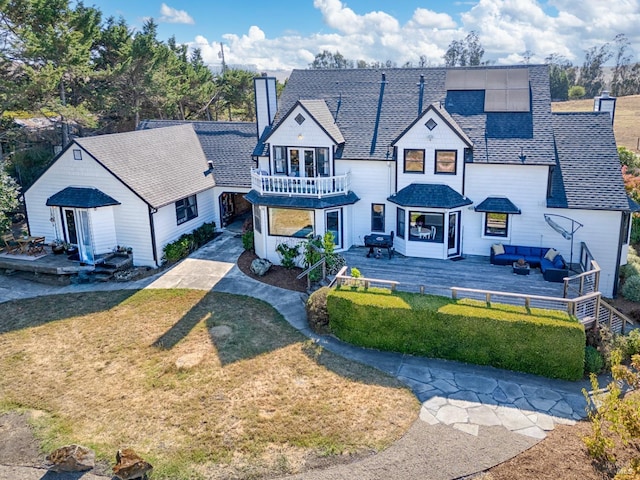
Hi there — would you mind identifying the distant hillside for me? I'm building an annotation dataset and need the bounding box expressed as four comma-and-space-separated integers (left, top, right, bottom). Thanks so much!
552, 95, 640, 152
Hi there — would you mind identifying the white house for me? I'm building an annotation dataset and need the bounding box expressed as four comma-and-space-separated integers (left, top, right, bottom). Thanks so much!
246, 66, 635, 297
23, 66, 635, 298
24, 124, 216, 267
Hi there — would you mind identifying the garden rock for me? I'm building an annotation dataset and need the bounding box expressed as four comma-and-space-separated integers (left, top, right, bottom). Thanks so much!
113, 448, 153, 480
45, 444, 95, 472
250, 258, 272, 276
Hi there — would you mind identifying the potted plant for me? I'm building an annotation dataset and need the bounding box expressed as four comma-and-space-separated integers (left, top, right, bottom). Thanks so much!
65, 243, 78, 255
51, 239, 65, 255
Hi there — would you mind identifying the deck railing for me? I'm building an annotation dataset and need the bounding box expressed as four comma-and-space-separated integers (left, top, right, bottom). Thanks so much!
334, 266, 399, 291
251, 169, 351, 197
564, 260, 600, 298
451, 287, 634, 334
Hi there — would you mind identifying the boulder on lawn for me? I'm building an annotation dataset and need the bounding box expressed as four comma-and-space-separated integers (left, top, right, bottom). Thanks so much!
250, 258, 272, 276
113, 448, 153, 480
46, 444, 95, 472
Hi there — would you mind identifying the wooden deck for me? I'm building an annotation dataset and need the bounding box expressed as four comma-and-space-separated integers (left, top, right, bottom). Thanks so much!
340, 247, 567, 299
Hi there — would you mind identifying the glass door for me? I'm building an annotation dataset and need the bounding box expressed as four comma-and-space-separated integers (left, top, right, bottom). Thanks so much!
447, 211, 460, 257
325, 209, 342, 248
77, 210, 95, 265
304, 150, 315, 177
64, 208, 78, 244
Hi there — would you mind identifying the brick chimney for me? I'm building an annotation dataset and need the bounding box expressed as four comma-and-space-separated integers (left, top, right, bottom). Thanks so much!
254, 75, 277, 140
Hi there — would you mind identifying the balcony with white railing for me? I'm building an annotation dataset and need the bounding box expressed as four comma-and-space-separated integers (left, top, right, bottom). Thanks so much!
251, 169, 351, 197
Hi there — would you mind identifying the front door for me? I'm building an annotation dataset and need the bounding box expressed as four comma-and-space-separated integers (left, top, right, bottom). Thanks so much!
447, 211, 460, 257
64, 208, 78, 244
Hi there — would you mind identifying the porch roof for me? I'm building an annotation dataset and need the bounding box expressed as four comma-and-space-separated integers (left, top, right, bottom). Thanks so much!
388, 184, 472, 209
245, 190, 359, 209
46, 187, 120, 208
474, 196, 521, 214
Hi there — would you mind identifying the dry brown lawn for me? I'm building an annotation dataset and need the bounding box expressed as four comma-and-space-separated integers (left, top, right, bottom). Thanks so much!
0, 289, 418, 479
552, 94, 640, 152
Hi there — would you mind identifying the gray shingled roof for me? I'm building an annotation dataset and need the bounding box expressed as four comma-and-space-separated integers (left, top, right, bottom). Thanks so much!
549, 113, 629, 211
74, 124, 213, 209
46, 187, 120, 208
138, 120, 256, 188
388, 183, 473, 208
275, 65, 555, 165
297, 100, 345, 144
245, 190, 359, 209
474, 196, 521, 214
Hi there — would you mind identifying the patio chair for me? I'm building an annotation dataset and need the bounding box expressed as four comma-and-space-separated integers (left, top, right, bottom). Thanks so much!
27, 236, 46, 255
2, 233, 20, 254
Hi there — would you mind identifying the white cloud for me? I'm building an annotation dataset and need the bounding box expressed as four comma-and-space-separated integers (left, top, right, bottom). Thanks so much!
188, 0, 640, 72
159, 3, 194, 25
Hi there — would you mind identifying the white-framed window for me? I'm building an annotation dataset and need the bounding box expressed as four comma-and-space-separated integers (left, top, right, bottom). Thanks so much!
268, 208, 314, 238
274, 146, 287, 174
396, 207, 405, 239
176, 195, 198, 225
253, 205, 261, 234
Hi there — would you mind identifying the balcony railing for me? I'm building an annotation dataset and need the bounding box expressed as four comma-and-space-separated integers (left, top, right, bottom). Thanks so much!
251, 169, 351, 197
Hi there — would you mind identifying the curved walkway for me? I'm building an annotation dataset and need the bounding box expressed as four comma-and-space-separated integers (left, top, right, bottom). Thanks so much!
0, 232, 594, 480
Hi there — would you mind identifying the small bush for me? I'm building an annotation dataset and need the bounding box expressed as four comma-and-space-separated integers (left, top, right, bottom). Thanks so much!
350, 267, 361, 278
584, 346, 604, 374
620, 263, 640, 280
306, 287, 330, 334
626, 329, 640, 357
622, 275, 640, 302
276, 242, 299, 269
241, 230, 254, 251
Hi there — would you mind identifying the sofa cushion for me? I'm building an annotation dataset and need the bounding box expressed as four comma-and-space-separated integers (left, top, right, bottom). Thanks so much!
492, 243, 505, 255
516, 246, 531, 256
544, 248, 559, 261
528, 247, 542, 258
553, 256, 565, 269
504, 245, 516, 255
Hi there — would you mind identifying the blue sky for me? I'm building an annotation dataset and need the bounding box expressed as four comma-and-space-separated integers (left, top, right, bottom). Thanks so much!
88, 0, 640, 73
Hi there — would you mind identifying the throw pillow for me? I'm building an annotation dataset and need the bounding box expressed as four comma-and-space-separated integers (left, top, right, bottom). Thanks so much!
553, 256, 565, 269
544, 248, 558, 261
492, 243, 505, 255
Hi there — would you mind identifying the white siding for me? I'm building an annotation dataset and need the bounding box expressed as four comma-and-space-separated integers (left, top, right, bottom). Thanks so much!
90, 206, 117, 253
153, 189, 216, 262
394, 110, 467, 193
463, 164, 549, 255
463, 163, 622, 296
267, 105, 335, 174
337, 159, 395, 246
24, 145, 155, 266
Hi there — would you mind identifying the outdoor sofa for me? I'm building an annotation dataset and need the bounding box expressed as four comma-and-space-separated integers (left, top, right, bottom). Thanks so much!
490, 244, 570, 282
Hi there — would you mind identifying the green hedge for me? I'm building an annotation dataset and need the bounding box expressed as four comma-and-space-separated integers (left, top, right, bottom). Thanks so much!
327, 288, 585, 380
162, 221, 216, 263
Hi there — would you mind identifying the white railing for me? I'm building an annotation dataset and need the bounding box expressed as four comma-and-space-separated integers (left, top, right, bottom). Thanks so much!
251, 169, 351, 197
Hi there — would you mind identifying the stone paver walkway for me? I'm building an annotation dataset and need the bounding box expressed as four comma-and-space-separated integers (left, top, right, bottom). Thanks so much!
0, 231, 597, 480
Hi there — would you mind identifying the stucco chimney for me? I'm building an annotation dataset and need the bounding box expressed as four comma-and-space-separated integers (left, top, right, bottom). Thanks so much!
254, 75, 277, 140
593, 90, 616, 124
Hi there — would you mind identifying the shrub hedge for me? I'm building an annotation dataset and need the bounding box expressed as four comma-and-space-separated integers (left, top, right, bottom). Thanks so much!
162, 221, 216, 263
327, 288, 585, 380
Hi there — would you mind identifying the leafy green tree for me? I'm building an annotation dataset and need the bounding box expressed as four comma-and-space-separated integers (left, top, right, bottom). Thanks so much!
216, 68, 256, 121
578, 44, 612, 98
7, 0, 102, 145
310, 50, 354, 69
546, 54, 575, 101
568, 85, 586, 100
443, 31, 485, 67
0, 164, 20, 233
